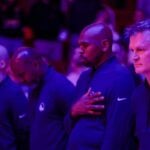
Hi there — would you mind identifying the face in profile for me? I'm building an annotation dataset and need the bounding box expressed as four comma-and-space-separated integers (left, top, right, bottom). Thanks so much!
78, 30, 104, 67
78, 24, 112, 68
129, 30, 150, 75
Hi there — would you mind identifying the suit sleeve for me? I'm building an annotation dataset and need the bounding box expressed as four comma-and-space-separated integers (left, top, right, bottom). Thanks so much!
101, 75, 135, 150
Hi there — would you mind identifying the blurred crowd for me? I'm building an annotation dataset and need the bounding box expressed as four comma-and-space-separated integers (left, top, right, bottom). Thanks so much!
0, 0, 149, 75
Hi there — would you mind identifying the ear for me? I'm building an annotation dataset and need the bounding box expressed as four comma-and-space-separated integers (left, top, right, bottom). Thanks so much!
0, 60, 6, 69
101, 39, 110, 52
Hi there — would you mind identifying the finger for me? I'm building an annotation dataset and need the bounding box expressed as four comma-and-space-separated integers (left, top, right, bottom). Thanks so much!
88, 110, 102, 116
89, 96, 104, 104
83, 88, 92, 97
87, 87, 92, 95
88, 104, 105, 111
88, 91, 95, 97
89, 92, 102, 98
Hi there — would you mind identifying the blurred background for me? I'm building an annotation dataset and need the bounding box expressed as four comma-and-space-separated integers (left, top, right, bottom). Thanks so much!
0, 0, 149, 74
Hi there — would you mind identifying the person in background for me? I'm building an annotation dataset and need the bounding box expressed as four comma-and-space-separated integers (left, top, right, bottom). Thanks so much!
67, 47, 88, 86
0, 45, 29, 150
67, 23, 136, 150
127, 19, 150, 150
10, 47, 75, 150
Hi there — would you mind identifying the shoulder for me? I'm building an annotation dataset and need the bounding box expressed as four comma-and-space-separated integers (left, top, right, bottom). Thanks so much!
0, 77, 27, 110
104, 60, 135, 86
77, 68, 91, 81
1, 77, 23, 93
131, 81, 148, 114
100, 57, 133, 81
113, 63, 135, 83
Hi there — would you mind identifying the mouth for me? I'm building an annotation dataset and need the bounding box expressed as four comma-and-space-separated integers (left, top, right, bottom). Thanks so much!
134, 64, 142, 67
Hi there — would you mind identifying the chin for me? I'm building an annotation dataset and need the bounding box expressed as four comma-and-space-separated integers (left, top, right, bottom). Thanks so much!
80, 60, 91, 67
135, 68, 145, 74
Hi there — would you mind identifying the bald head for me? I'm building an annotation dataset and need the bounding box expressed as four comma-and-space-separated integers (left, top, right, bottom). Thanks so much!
78, 23, 113, 67
11, 47, 42, 64
80, 23, 113, 48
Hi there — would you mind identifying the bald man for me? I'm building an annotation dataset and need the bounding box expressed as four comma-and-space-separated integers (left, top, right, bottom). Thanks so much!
10, 47, 75, 150
67, 23, 136, 150
0, 45, 29, 150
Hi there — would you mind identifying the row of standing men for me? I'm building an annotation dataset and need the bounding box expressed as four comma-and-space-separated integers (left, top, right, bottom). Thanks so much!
0, 19, 150, 150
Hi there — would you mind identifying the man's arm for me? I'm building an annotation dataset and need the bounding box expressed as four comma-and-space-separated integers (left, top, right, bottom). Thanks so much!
64, 88, 105, 133
101, 75, 135, 150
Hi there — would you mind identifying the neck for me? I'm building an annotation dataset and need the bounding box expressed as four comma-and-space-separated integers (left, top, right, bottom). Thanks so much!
94, 53, 113, 69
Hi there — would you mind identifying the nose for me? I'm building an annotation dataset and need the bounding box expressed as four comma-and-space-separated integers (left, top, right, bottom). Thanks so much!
133, 52, 139, 60
78, 47, 84, 55
131, 51, 139, 62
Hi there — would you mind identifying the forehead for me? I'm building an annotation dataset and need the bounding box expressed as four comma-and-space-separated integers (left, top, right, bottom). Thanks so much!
129, 31, 150, 48
79, 26, 103, 44
79, 31, 93, 44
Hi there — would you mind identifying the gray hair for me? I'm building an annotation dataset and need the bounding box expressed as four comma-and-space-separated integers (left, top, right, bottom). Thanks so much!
126, 19, 150, 38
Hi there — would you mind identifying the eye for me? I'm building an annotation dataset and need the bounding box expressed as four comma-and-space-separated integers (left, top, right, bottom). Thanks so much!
130, 47, 145, 54
130, 49, 134, 52
137, 48, 144, 51
79, 42, 89, 49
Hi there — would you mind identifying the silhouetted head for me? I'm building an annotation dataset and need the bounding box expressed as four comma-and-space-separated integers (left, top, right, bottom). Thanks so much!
78, 23, 113, 68
10, 47, 47, 86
